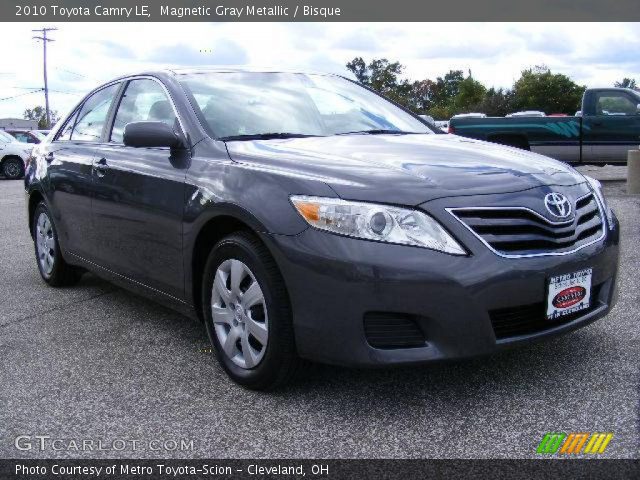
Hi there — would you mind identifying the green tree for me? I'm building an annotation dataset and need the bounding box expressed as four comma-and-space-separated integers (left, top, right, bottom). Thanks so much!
451, 75, 487, 113
512, 66, 585, 114
24, 106, 59, 129
424, 71, 485, 118
470, 87, 516, 117
346, 57, 412, 106
614, 78, 637, 89
407, 79, 439, 113
431, 70, 464, 112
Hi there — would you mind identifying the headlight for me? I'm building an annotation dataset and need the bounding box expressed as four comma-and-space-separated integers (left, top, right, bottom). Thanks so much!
584, 175, 614, 230
290, 195, 466, 255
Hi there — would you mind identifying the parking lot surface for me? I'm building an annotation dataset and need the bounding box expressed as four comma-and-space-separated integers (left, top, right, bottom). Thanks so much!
1, 178, 638, 459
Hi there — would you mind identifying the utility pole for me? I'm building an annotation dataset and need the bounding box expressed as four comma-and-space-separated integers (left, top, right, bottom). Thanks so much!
32, 27, 57, 128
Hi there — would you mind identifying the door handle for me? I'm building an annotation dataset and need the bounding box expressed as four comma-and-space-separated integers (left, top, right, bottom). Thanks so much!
93, 157, 109, 177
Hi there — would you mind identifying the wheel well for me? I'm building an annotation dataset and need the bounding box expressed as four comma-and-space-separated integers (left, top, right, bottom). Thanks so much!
28, 190, 44, 237
487, 134, 530, 150
191, 215, 255, 322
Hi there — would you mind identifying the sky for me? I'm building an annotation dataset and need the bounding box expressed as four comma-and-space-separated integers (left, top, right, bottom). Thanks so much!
1, 22, 639, 120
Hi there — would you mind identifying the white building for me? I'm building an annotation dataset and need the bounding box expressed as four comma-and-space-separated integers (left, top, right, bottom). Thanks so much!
0, 118, 38, 129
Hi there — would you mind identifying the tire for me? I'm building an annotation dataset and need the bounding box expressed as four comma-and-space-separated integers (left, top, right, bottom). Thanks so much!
32, 202, 83, 287
2, 156, 25, 179
202, 231, 300, 390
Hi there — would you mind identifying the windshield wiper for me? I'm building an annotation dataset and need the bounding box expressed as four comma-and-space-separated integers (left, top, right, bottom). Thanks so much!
335, 129, 419, 136
219, 133, 318, 141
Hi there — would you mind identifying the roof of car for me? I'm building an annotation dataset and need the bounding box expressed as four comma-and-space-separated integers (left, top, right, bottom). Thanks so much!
166, 66, 343, 76
95, 67, 350, 89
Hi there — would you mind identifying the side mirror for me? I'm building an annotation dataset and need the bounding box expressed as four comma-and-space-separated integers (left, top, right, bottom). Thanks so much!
123, 121, 184, 149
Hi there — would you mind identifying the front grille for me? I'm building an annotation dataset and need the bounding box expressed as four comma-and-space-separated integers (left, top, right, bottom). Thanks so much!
489, 283, 602, 339
450, 193, 604, 257
364, 312, 426, 349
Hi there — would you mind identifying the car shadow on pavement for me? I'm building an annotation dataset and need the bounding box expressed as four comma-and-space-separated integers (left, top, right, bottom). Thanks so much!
66, 274, 620, 413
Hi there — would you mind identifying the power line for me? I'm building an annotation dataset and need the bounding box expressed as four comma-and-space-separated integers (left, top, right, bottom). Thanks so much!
48, 89, 83, 96
54, 67, 100, 81
32, 27, 58, 128
5, 86, 44, 90
0, 89, 44, 102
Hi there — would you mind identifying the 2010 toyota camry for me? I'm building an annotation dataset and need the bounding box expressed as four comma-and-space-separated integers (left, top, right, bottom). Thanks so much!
25, 68, 619, 389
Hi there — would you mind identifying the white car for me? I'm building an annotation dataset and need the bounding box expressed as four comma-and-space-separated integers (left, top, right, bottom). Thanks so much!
506, 111, 546, 117
419, 114, 435, 125
451, 112, 487, 119
435, 120, 449, 132
0, 130, 32, 179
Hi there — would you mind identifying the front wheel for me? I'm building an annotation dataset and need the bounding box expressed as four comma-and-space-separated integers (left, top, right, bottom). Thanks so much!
32, 202, 83, 286
2, 157, 25, 179
202, 232, 300, 390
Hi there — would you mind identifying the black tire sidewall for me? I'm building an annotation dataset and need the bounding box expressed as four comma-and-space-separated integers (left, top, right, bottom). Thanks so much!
202, 234, 293, 388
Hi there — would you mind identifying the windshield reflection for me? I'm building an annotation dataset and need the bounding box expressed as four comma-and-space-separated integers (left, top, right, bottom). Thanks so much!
179, 72, 432, 139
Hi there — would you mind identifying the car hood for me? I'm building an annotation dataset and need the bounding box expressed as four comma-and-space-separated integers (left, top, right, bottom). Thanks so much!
225, 134, 586, 206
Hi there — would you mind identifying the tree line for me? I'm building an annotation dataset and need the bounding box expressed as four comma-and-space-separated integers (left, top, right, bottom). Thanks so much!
20, 63, 638, 127
346, 57, 638, 120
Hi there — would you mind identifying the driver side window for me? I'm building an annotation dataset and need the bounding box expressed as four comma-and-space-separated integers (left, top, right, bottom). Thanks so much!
110, 79, 177, 144
595, 92, 638, 116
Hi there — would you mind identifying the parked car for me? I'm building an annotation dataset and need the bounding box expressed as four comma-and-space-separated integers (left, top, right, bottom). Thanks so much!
5, 129, 46, 144
449, 88, 640, 163
0, 130, 32, 179
419, 114, 435, 125
26, 68, 619, 389
506, 111, 546, 118
451, 112, 487, 119
435, 120, 449, 132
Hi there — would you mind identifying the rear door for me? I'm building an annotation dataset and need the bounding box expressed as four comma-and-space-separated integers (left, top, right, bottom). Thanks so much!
90, 77, 187, 299
44, 82, 121, 259
582, 90, 640, 162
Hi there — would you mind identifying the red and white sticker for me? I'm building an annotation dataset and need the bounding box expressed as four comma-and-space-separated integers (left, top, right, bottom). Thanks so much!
547, 268, 592, 320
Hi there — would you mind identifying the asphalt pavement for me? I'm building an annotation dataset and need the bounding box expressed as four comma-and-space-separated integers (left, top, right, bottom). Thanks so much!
1, 178, 638, 459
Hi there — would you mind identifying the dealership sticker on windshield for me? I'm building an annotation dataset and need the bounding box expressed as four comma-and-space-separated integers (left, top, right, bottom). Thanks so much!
547, 268, 592, 320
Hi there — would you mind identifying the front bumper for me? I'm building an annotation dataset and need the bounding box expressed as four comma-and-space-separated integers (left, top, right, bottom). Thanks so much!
262, 201, 619, 367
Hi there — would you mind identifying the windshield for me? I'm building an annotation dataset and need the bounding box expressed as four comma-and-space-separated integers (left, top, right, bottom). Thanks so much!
0, 131, 15, 143
179, 72, 433, 139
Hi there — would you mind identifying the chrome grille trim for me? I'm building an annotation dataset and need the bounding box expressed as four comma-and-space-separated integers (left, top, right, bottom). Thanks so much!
446, 192, 606, 259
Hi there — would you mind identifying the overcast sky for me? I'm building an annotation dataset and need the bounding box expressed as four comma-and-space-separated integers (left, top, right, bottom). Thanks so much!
1, 22, 638, 120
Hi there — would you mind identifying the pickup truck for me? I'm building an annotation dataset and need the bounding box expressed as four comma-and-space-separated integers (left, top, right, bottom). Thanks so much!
449, 87, 640, 163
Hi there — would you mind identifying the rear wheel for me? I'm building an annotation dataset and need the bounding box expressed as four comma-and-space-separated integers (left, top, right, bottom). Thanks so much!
2, 157, 24, 179
33, 202, 83, 286
202, 232, 300, 390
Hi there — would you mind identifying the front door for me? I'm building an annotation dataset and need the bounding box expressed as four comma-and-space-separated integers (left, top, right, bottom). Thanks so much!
90, 78, 187, 300
44, 82, 121, 259
582, 89, 640, 162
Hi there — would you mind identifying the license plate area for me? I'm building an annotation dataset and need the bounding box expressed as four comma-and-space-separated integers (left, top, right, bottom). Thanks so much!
546, 268, 592, 320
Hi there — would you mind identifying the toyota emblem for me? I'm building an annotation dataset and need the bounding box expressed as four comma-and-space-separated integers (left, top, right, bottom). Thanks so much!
544, 192, 572, 218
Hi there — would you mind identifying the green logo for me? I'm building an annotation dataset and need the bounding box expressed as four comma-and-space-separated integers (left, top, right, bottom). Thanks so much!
536, 433, 566, 454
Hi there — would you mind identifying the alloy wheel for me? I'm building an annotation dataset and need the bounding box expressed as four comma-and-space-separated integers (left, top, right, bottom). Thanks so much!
211, 259, 269, 369
36, 212, 56, 276
4, 161, 20, 178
